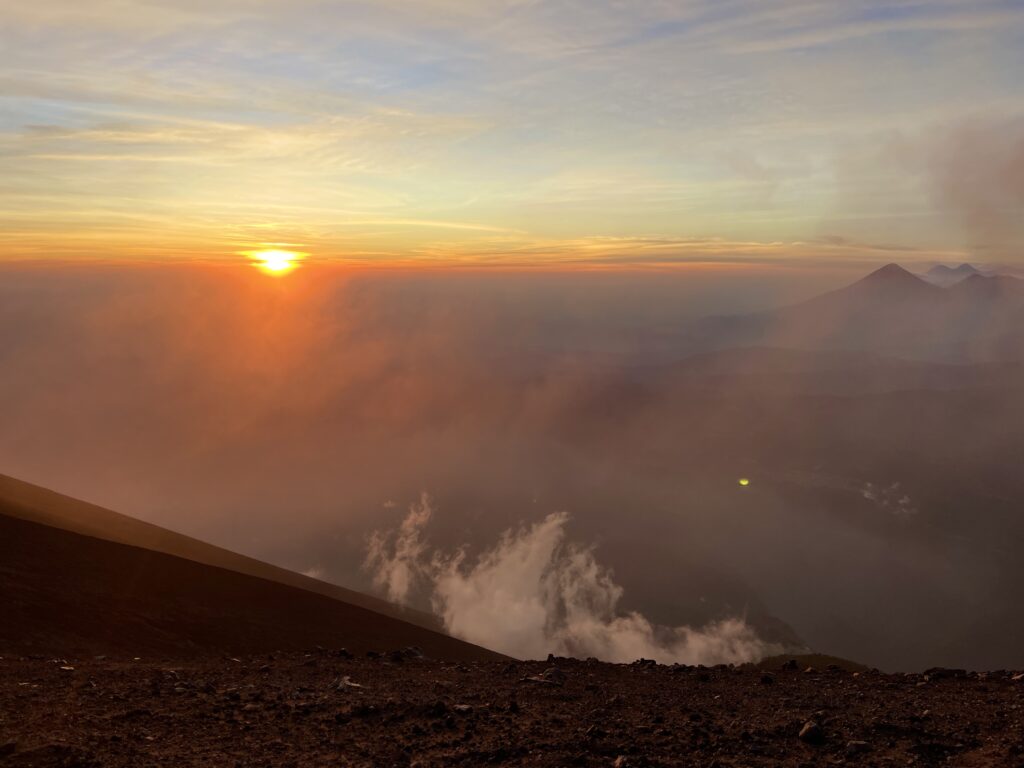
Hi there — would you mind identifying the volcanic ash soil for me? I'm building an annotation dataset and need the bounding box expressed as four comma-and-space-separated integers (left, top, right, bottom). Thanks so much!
2, 650, 1024, 767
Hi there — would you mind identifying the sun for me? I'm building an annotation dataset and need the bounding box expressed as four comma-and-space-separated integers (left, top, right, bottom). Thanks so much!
243, 249, 305, 275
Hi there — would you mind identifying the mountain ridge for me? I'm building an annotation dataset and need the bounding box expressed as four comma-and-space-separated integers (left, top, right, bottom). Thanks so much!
695, 263, 1024, 362
923, 262, 982, 287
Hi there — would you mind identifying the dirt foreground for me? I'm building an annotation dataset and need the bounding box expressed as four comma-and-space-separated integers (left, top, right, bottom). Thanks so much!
2, 650, 1024, 767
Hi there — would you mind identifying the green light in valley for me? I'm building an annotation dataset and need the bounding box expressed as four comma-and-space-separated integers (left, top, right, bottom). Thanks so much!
738, 478, 751, 487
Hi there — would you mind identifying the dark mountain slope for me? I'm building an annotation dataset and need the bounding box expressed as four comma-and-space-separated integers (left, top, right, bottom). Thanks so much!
0, 480, 503, 661
0, 473, 437, 631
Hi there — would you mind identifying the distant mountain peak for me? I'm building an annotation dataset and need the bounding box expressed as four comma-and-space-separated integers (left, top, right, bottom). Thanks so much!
860, 263, 924, 284
787, 262, 941, 308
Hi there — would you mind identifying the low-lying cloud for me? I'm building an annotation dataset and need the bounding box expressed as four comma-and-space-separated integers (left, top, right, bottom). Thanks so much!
365, 494, 780, 664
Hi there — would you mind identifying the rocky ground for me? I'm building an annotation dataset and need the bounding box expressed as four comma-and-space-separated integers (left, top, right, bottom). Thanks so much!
2, 650, 1024, 767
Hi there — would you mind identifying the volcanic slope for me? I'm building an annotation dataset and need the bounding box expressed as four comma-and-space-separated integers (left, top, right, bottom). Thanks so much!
0, 474, 502, 661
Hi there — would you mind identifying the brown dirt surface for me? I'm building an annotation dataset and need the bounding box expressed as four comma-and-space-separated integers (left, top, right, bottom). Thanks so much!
0, 512, 501, 663
2, 652, 1024, 767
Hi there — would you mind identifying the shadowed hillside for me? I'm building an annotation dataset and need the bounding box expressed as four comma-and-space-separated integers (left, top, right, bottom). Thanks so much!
0, 477, 503, 661
0, 473, 440, 631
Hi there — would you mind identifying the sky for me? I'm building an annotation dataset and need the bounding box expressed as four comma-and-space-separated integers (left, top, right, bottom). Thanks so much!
2, 0, 1023, 267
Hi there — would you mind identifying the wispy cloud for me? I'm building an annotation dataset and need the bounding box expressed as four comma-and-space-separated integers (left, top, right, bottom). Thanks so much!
1, 1, 1022, 263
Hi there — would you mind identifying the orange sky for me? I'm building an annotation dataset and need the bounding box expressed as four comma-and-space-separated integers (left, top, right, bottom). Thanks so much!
2, 1, 1023, 267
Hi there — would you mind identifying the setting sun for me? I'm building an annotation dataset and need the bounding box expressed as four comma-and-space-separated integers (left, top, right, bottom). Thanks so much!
244, 249, 304, 275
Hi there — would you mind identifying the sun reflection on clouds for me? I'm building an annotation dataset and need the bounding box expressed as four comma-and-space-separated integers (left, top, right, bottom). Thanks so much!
242, 248, 307, 275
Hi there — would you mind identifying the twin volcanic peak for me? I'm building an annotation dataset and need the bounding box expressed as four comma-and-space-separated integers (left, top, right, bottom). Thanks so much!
700, 262, 1024, 363
922, 262, 983, 287
864, 262, 1021, 300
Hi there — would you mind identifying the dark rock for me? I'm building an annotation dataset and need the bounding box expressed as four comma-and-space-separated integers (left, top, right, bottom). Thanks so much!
846, 740, 871, 755
799, 721, 824, 744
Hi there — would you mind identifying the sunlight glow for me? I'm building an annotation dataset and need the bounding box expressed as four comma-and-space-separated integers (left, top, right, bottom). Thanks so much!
244, 249, 304, 275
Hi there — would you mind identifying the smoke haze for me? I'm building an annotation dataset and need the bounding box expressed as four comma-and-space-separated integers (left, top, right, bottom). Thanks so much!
365, 495, 778, 664
2, 261, 1024, 670
934, 117, 1024, 260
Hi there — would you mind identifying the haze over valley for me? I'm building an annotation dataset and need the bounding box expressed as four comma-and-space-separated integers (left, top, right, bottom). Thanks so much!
3, 260, 1022, 671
